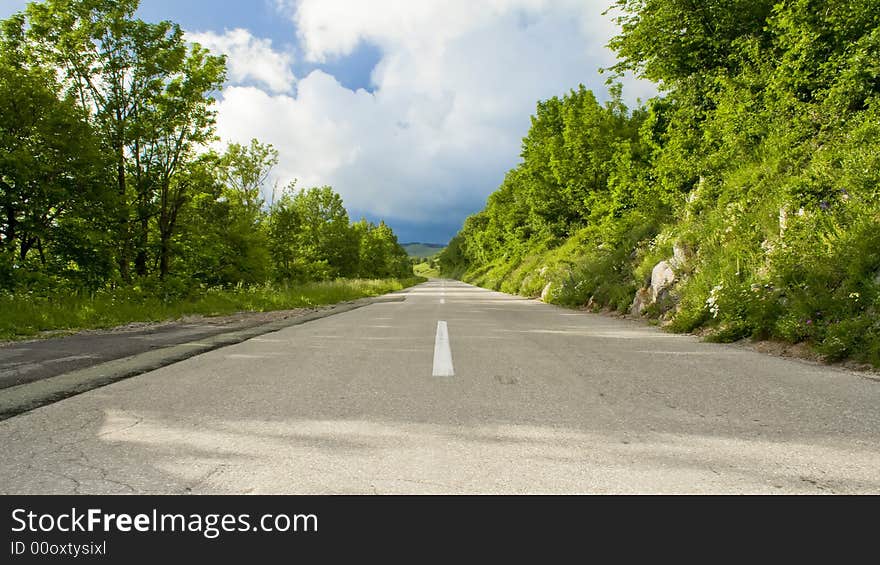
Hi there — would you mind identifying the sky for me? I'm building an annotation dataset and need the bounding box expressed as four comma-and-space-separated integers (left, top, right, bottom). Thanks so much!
1, 0, 656, 243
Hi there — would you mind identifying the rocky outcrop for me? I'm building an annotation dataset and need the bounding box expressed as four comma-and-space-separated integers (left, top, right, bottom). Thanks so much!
629, 288, 653, 316
650, 260, 676, 302
630, 245, 689, 316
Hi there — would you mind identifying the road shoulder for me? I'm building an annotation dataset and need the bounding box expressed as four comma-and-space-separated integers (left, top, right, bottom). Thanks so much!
0, 294, 405, 420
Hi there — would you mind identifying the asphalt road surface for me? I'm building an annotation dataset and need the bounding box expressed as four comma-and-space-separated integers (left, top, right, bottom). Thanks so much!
0, 308, 322, 390
0, 280, 878, 494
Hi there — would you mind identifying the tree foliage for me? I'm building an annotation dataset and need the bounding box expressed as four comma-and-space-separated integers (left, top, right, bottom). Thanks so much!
0, 0, 412, 294
442, 0, 880, 366
0, 14, 112, 288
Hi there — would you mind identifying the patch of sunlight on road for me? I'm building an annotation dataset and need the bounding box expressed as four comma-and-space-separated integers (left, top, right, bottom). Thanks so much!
494, 328, 682, 339
406, 291, 499, 297
460, 299, 540, 305
455, 335, 508, 340
307, 336, 425, 342
362, 348, 427, 353
224, 354, 284, 360
91, 410, 880, 494
633, 350, 732, 356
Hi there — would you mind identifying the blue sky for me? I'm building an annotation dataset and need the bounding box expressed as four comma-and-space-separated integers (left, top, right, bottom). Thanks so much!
1, 0, 655, 243
136, 0, 382, 92
3, 0, 380, 91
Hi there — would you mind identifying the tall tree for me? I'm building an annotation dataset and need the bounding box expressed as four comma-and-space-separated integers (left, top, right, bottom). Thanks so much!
137, 44, 225, 278
0, 14, 110, 286
267, 186, 360, 281
356, 220, 411, 278
219, 139, 280, 210
25, 0, 225, 280
606, 0, 776, 90
292, 187, 359, 279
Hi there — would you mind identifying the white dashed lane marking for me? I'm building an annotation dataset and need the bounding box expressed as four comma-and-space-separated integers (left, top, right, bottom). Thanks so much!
432, 321, 454, 377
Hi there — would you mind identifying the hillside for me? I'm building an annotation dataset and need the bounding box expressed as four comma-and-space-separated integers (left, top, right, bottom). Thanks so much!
440, 1, 880, 368
402, 243, 446, 259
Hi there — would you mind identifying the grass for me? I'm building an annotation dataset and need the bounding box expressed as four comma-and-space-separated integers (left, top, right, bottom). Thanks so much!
414, 262, 440, 278
0, 277, 425, 340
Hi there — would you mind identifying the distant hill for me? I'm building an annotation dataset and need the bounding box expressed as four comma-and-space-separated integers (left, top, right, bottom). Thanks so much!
401, 242, 446, 259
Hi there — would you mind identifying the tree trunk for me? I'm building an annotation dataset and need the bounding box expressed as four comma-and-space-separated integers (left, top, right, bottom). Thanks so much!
19, 235, 33, 263
116, 145, 131, 282
158, 180, 182, 280
134, 208, 148, 277
159, 233, 171, 280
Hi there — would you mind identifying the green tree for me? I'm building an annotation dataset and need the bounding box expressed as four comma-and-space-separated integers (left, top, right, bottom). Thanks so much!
136, 44, 226, 278
26, 0, 225, 280
356, 220, 411, 278
606, 0, 776, 89
0, 14, 111, 288
290, 187, 358, 280
196, 140, 281, 284
267, 187, 411, 282
219, 139, 279, 210
267, 188, 302, 281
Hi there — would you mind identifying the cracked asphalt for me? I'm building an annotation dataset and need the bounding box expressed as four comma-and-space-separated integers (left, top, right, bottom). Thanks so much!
0, 307, 323, 390
0, 280, 878, 494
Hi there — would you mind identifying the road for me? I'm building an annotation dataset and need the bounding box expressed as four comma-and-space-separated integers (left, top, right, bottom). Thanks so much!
0, 280, 878, 494
0, 307, 323, 389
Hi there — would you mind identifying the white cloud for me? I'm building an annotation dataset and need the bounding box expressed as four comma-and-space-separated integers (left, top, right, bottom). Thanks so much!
187, 28, 295, 94
216, 1, 656, 233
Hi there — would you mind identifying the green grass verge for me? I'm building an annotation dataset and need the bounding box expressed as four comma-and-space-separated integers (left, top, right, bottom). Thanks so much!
0, 277, 426, 340
414, 262, 440, 278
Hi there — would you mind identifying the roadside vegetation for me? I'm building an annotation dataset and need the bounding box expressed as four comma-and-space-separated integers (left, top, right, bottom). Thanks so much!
414, 260, 441, 279
0, 278, 423, 340
407, 244, 444, 278
0, 0, 415, 336
440, 0, 880, 367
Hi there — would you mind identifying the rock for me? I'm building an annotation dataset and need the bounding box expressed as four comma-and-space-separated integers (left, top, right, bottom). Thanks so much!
630, 259, 679, 317
629, 288, 652, 316
671, 242, 693, 269
651, 260, 676, 301
541, 282, 553, 303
